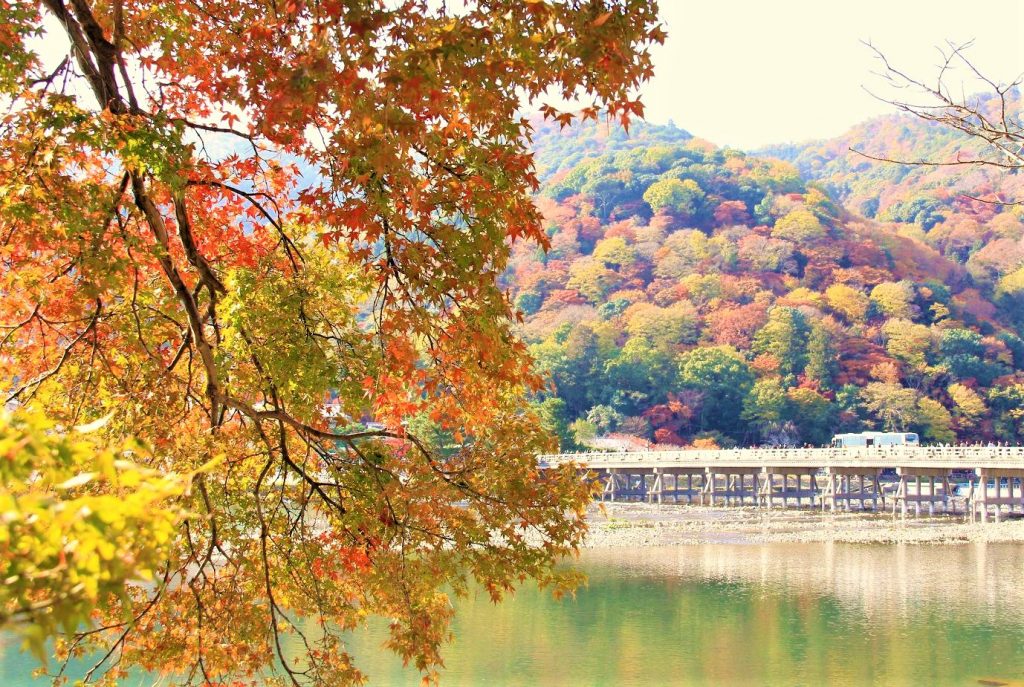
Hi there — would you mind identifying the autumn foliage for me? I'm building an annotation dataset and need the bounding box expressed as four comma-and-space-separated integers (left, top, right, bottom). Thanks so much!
519, 118, 1024, 451
0, 1, 664, 684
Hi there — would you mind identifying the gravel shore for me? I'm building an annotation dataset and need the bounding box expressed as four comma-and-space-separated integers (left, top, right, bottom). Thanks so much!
584, 502, 1024, 547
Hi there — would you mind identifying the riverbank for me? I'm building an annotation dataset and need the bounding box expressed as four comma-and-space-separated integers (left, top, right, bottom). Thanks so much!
584, 502, 1024, 547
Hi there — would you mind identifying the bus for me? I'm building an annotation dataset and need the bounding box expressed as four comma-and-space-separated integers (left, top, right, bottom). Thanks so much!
830, 432, 920, 448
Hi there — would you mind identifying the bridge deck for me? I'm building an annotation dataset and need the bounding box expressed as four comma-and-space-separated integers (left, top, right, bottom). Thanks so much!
541, 446, 1024, 520
540, 446, 1024, 470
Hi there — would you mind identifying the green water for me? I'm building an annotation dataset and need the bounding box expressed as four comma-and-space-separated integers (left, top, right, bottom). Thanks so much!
5, 543, 1024, 686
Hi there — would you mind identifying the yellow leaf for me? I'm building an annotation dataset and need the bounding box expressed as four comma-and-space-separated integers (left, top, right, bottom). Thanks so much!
74, 412, 114, 434
56, 472, 97, 490
193, 453, 226, 475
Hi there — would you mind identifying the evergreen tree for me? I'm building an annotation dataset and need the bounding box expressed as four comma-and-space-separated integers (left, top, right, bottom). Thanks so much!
536, 398, 580, 452
785, 387, 836, 446
804, 322, 837, 389
678, 346, 755, 439
752, 307, 810, 381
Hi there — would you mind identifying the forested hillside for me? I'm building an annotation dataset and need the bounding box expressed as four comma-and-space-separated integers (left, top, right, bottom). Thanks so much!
758, 91, 1024, 224
514, 118, 1024, 450
758, 91, 1024, 293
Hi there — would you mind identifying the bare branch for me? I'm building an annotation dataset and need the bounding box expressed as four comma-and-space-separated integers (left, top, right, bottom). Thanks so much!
858, 40, 1024, 203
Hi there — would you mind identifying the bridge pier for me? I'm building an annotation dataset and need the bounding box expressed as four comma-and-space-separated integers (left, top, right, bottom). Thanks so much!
703, 467, 761, 506
601, 468, 658, 502
970, 469, 1024, 522
821, 468, 885, 512
893, 467, 953, 518
648, 468, 704, 503
600, 468, 615, 502
650, 468, 661, 504
759, 468, 820, 508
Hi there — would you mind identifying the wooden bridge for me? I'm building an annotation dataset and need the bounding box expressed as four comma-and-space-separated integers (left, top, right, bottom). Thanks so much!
538, 446, 1024, 522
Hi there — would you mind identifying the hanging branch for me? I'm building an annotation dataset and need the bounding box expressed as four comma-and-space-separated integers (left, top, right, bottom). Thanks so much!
856, 40, 1024, 204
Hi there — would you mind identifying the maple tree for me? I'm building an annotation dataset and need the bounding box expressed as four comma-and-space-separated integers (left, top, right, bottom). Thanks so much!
0, 410, 197, 661
0, 0, 664, 684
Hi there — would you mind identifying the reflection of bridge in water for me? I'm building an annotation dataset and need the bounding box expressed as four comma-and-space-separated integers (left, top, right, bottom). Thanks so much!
540, 446, 1024, 522
582, 541, 1024, 620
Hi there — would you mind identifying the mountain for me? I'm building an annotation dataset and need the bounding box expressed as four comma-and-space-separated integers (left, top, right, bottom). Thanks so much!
527, 116, 693, 185
511, 117, 1024, 450
756, 89, 1024, 250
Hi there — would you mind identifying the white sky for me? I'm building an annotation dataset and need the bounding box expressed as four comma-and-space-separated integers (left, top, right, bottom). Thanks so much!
641, 0, 1024, 149
31, 1, 1024, 151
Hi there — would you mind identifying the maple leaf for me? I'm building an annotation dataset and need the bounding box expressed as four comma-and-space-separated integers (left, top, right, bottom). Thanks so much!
0, 1, 662, 684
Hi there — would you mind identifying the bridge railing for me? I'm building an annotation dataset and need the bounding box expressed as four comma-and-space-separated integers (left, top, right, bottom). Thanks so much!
538, 445, 1024, 468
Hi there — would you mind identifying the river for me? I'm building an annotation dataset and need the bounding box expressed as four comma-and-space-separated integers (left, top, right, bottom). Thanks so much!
4, 542, 1024, 686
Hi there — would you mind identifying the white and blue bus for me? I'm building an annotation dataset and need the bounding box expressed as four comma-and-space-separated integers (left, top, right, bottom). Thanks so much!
830, 432, 920, 448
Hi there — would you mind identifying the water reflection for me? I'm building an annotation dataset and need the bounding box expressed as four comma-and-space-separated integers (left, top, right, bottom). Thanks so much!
4, 544, 1024, 686
344, 543, 1024, 687
585, 543, 1024, 624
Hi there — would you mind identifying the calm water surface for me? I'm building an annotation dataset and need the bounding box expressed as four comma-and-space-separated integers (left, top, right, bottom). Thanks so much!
4, 542, 1024, 686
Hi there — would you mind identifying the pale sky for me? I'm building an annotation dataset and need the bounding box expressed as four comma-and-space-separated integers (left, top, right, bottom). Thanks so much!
31, 1, 1024, 151
641, 0, 1024, 149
